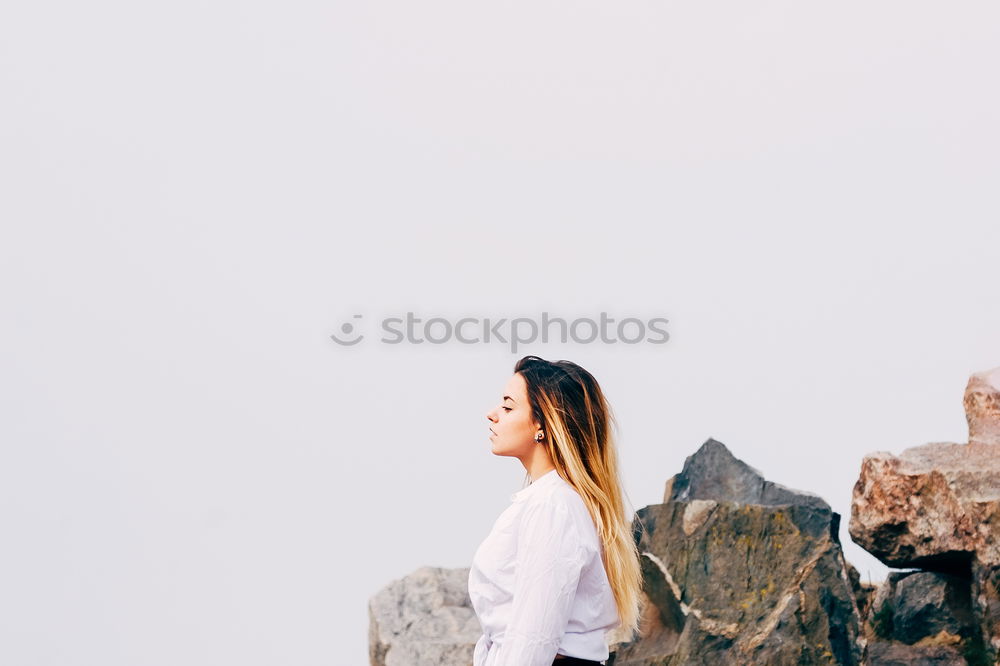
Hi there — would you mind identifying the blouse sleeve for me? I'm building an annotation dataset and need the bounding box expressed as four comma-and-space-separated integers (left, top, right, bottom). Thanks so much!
492, 496, 589, 666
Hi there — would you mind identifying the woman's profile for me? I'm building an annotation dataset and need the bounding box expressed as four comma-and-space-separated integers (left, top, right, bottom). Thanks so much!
469, 355, 643, 666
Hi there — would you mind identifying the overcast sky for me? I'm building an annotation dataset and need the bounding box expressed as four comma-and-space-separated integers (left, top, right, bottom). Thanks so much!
2, 2, 999, 665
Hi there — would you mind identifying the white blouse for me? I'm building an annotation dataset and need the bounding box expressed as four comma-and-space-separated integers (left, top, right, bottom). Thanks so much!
468, 469, 619, 666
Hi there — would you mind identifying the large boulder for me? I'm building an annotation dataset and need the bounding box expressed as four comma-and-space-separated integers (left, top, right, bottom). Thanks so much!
867, 571, 977, 643
890, 571, 976, 645
664, 437, 831, 512
849, 440, 1000, 572
610, 438, 864, 665
861, 570, 988, 665
849, 367, 1000, 664
850, 368, 1000, 572
368, 566, 480, 666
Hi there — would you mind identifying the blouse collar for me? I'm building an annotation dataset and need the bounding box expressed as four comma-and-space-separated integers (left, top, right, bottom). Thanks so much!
510, 468, 561, 503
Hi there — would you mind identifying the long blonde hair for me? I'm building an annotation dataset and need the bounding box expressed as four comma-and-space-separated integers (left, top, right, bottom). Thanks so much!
514, 355, 643, 639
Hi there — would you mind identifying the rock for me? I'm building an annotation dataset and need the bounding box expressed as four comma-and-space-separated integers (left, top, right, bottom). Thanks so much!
965, 366, 1000, 446
892, 572, 976, 645
850, 368, 1000, 664
368, 566, 480, 666
611, 439, 863, 665
864, 640, 967, 665
849, 440, 1000, 572
639, 551, 686, 635
664, 437, 831, 512
971, 560, 1000, 661
866, 571, 976, 646
862, 570, 990, 665
850, 367, 1000, 573
608, 553, 685, 663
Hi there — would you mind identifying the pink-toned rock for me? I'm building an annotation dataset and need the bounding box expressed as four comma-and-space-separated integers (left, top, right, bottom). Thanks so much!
849, 440, 1000, 570
851, 367, 1000, 663
965, 366, 1000, 445
850, 366, 1000, 572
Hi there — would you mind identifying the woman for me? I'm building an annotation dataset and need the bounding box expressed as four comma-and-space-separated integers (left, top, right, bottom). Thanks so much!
469, 355, 643, 666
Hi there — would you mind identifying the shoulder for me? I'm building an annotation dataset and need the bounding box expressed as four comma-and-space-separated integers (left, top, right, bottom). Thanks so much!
516, 479, 600, 558
520, 477, 592, 529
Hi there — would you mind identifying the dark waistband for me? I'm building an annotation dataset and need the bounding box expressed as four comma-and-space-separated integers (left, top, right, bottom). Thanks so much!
552, 657, 604, 666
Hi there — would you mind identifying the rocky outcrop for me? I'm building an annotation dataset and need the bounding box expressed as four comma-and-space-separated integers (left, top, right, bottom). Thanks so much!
609, 438, 864, 665
849, 440, 1000, 572
860, 568, 991, 665
850, 366, 1000, 664
867, 571, 978, 646
663, 437, 831, 512
368, 566, 481, 666
367, 367, 1000, 664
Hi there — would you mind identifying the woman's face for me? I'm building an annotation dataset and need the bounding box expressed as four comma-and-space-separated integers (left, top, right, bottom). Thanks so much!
485, 372, 541, 458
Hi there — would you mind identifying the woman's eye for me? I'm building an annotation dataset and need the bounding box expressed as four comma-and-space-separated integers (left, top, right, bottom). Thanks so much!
502, 407, 511, 412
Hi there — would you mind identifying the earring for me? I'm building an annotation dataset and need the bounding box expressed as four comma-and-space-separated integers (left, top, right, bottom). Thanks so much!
535, 433, 544, 442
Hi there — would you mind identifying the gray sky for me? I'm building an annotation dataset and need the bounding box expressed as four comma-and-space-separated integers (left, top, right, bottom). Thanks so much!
2, 2, 999, 665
